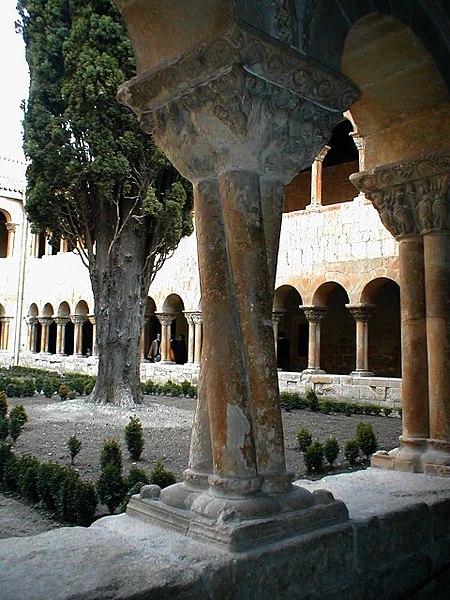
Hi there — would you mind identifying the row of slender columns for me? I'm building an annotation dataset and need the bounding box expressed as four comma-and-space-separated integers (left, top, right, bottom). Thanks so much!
0, 317, 12, 351
26, 315, 95, 357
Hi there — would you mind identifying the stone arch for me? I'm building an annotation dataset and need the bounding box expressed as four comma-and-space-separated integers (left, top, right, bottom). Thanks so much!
42, 303, 54, 317
341, 13, 449, 169
273, 285, 307, 371
313, 282, 355, 374
362, 278, 401, 378
74, 300, 89, 316
0, 209, 11, 258
57, 301, 71, 317
28, 303, 38, 317
161, 293, 188, 362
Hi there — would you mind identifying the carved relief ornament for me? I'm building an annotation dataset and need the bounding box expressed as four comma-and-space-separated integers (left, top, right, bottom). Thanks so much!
301, 305, 327, 323
117, 24, 358, 182
350, 153, 450, 239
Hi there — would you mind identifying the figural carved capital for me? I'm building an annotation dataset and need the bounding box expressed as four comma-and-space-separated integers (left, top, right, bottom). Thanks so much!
300, 305, 327, 323
350, 153, 450, 239
346, 304, 375, 322
118, 23, 358, 182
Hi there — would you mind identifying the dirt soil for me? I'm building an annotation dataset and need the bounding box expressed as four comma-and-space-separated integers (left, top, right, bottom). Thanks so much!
1, 394, 402, 539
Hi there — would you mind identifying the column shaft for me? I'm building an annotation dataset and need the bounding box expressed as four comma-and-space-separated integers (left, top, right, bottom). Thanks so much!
193, 316, 202, 365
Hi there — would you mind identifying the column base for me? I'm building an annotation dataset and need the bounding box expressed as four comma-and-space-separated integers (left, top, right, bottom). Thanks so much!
350, 370, 374, 378
302, 368, 326, 375
421, 440, 450, 477
127, 481, 348, 552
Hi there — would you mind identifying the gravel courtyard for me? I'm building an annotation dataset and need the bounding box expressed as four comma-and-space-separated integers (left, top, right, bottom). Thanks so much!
1, 394, 402, 538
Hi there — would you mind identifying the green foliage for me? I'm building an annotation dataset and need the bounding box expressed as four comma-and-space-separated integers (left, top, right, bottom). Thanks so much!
2, 452, 19, 491
141, 379, 197, 398
280, 392, 307, 412
356, 423, 378, 459
383, 407, 392, 417
306, 389, 320, 412
96, 463, 127, 514
0, 442, 13, 482
296, 427, 312, 452
17, 454, 41, 503
150, 461, 176, 489
9, 404, 28, 427
125, 416, 144, 461
127, 466, 149, 489
68, 435, 82, 465
9, 417, 23, 442
344, 440, 360, 466
100, 439, 123, 471
324, 437, 340, 467
0, 416, 9, 441
0, 391, 7, 417
37, 462, 61, 510
303, 441, 325, 474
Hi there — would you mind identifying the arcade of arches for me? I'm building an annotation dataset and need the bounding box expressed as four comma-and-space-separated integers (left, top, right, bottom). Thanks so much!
23, 276, 400, 378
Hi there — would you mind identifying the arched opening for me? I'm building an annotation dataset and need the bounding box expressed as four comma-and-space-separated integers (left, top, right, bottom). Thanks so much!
34, 321, 42, 353
362, 278, 401, 378
144, 297, 160, 359
314, 282, 355, 375
0, 212, 9, 258
64, 321, 74, 355
342, 14, 449, 169
74, 300, 89, 317
162, 293, 188, 364
273, 285, 306, 371
42, 303, 54, 318
82, 320, 93, 356
48, 321, 57, 354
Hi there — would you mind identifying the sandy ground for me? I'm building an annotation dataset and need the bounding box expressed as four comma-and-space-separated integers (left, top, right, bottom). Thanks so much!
1, 394, 402, 538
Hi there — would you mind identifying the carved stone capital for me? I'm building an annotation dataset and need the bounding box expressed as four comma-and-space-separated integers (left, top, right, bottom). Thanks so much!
350, 153, 450, 239
315, 145, 330, 164
183, 311, 195, 325
71, 315, 86, 326
346, 304, 375, 322
118, 24, 357, 182
300, 305, 327, 323
54, 317, 69, 327
5, 223, 17, 233
272, 310, 286, 324
26, 317, 38, 327
39, 317, 53, 327
191, 312, 203, 326
155, 312, 176, 326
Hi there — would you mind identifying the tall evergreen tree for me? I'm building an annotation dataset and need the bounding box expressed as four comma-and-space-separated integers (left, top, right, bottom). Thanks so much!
17, 0, 193, 406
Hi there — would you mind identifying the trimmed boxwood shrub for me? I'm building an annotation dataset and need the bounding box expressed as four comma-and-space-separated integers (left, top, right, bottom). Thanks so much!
356, 423, 378, 459
68, 435, 82, 465
100, 439, 123, 471
127, 466, 149, 489
9, 416, 22, 442
9, 404, 28, 427
324, 437, 340, 467
344, 439, 360, 466
125, 416, 144, 461
17, 454, 41, 503
0, 415, 9, 441
296, 427, 312, 452
303, 441, 325, 474
96, 463, 127, 514
0, 391, 8, 417
150, 461, 176, 489
0, 441, 13, 482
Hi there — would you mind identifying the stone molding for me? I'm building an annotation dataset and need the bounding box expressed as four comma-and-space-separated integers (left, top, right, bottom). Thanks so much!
350, 153, 450, 239
301, 305, 327, 323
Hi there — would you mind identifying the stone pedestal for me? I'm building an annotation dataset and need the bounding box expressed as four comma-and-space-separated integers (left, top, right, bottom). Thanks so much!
116, 3, 357, 546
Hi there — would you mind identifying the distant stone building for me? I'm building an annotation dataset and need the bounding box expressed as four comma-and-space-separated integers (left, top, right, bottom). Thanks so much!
0, 119, 402, 405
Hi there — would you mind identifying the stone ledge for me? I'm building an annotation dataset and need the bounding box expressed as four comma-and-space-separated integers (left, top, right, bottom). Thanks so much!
1, 470, 449, 599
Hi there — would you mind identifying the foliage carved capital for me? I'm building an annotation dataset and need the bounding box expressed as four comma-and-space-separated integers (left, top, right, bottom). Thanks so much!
300, 305, 327, 323
346, 304, 375, 322
350, 153, 450, 239
118, 24, 357, 182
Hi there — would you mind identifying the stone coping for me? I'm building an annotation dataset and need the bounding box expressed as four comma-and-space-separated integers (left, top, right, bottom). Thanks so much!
1, 469, 449, 599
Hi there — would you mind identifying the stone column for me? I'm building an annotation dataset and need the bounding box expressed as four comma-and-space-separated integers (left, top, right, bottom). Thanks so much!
272, 310, 285, 350
5, 223, 17, 256
351, 152, 450, 473
307, 145, 330, 210
26, 317, 38, 352
346, 303, 375, 377
88, 316, 97, 356
39, 317, 53, 354
192, 312, 203, 365
140, 317, 149, 359
155, 313, 175, 363
71, 316, 86, 357
55, 317, 69, 355
301, 306, 327, 374
0, 317, 11, 351
117, 8, 357, 547
183, 312, 195, 363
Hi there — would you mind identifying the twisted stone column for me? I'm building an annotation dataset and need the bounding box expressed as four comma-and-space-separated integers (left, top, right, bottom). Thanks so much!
116, 5, 357, 547
301, 306, 327, 374
55, 317, 69, 355
155, 312, 175, 363
346, 304, 375, 376
352, 153, 450, 474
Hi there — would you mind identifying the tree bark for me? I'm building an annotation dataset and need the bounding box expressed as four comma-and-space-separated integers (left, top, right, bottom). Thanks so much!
89, 198, 154, 407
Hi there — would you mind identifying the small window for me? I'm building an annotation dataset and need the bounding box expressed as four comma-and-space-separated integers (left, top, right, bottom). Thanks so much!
36, 231, 46, 258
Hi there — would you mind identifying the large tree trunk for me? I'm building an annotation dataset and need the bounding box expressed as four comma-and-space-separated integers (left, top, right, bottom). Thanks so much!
89, 200, 154, 407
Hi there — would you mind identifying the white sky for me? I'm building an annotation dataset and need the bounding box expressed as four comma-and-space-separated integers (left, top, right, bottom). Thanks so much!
0, 1, 30, 162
